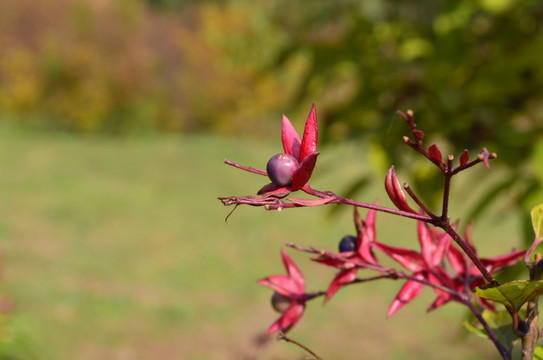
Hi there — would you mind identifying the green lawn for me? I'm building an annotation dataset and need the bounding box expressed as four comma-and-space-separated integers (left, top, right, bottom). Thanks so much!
0, 126, 524, 359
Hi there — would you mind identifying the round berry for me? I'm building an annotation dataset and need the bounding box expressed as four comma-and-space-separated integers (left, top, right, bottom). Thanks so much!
266, 153, 299, 187
338, 235, 357, 252
271, 291, 291, 313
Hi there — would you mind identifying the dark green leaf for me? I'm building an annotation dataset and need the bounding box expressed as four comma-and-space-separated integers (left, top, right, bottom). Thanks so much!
474, 280, 543, 314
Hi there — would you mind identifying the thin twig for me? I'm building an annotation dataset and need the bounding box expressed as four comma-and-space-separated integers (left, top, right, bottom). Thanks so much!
399, 271, 465, 299
441, 155, 454, 222
220, 186, 434, 222
334, 196, 432, 222
441, 222, 496, 284
224, 158, 267, 176
402, 184, 440, 220
278, 332, 323, 360
451, 152, 497, 174
464, 300, 512, 360
349, 270, 464, 299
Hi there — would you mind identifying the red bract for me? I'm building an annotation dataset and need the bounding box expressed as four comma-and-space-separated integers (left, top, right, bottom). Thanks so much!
375, 221, 462, 316
387, 274, 425, 317
376, 221, 525, 317
258, 249, 307, 333
446, 223, 526, 284
222, 104, 320, 197
263, 103, 320, 193
317, 207, 382, 302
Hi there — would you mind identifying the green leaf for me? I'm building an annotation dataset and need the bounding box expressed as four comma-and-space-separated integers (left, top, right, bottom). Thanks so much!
532, 203, 543, 240
474, 280, 543, 314
463, 309, 519, 347
463, 319, 488, 338
534, 346, 543, 360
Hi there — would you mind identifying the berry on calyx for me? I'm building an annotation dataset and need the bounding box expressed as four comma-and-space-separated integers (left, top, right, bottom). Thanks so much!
338, 235, 357, 252
266, 153, 299, 187
271, 291, 291, 313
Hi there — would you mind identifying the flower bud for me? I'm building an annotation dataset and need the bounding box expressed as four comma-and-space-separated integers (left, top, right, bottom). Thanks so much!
385, 166, 417, 214
428, 144, 443, 165
460, 149, 469, 166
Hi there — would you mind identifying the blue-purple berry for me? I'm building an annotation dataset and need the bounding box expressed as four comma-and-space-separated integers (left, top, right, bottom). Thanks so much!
338, 235, 357, 252
266, 153, 299, 187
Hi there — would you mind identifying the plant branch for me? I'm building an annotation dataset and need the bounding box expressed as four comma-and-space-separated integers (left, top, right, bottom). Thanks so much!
441, 222, 496, 284
464, 299, 512, 360
403, 184, 439, 220
332, 195, 431, 221
398, 271, 465, 299
278, 332, 323, 360
224, 158, 267, 176
220, 186, 434, 222
451, 151, 497, 175
441, 155, 454, 222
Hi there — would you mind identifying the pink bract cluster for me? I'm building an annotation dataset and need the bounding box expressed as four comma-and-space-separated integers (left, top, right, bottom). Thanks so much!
265, 208, 524, 333
259, 103, 320, 195
219, 103, 526, 360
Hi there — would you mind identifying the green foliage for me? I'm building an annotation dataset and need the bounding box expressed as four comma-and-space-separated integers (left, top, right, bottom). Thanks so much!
534, 346, 543, 359
230, 0, 543, 239
1, 0, 541, 235
474, 280, 543, 314
531, 203, 543, 239
463, 309, 520, 348
0, 0, 256, 134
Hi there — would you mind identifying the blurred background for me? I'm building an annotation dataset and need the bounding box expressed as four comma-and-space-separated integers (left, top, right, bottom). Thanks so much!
0, 0, 542, 358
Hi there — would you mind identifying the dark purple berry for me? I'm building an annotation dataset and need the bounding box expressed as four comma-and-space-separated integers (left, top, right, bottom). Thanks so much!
271, 291, 291, 313
266, 153, 299, 187
338, 235, 357, 252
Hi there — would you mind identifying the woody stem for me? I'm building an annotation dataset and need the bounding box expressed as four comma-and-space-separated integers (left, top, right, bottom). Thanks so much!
464, 299, 511, 360
441, 222, 495, 284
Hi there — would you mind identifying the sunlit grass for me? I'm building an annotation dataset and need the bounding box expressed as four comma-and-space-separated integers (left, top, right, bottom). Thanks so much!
0, 126, 523, 359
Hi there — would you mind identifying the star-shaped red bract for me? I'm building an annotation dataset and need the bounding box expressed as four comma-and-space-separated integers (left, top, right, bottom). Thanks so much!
315, 207, 381, 303
375, 221, 525, 316
258, 249, 307, 333
260, 103, 319, 194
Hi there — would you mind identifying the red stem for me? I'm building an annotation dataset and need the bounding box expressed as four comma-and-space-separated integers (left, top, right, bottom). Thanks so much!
464, 299, 512, 360
303, 187, 432, 222
441, 222, 496, 284
441, 156, 454, 222
224, 159, 267, 176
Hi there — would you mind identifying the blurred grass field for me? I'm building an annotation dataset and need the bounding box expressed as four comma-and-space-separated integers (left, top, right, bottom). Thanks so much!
0, 125, 525, 359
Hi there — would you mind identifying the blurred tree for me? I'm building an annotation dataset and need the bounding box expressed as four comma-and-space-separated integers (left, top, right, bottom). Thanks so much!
0, 0, 252, 134
0, 0, 541, 234
225, 0, 543, 242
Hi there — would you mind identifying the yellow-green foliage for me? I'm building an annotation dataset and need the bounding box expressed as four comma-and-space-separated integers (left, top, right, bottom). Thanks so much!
0, 0, 285, 134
